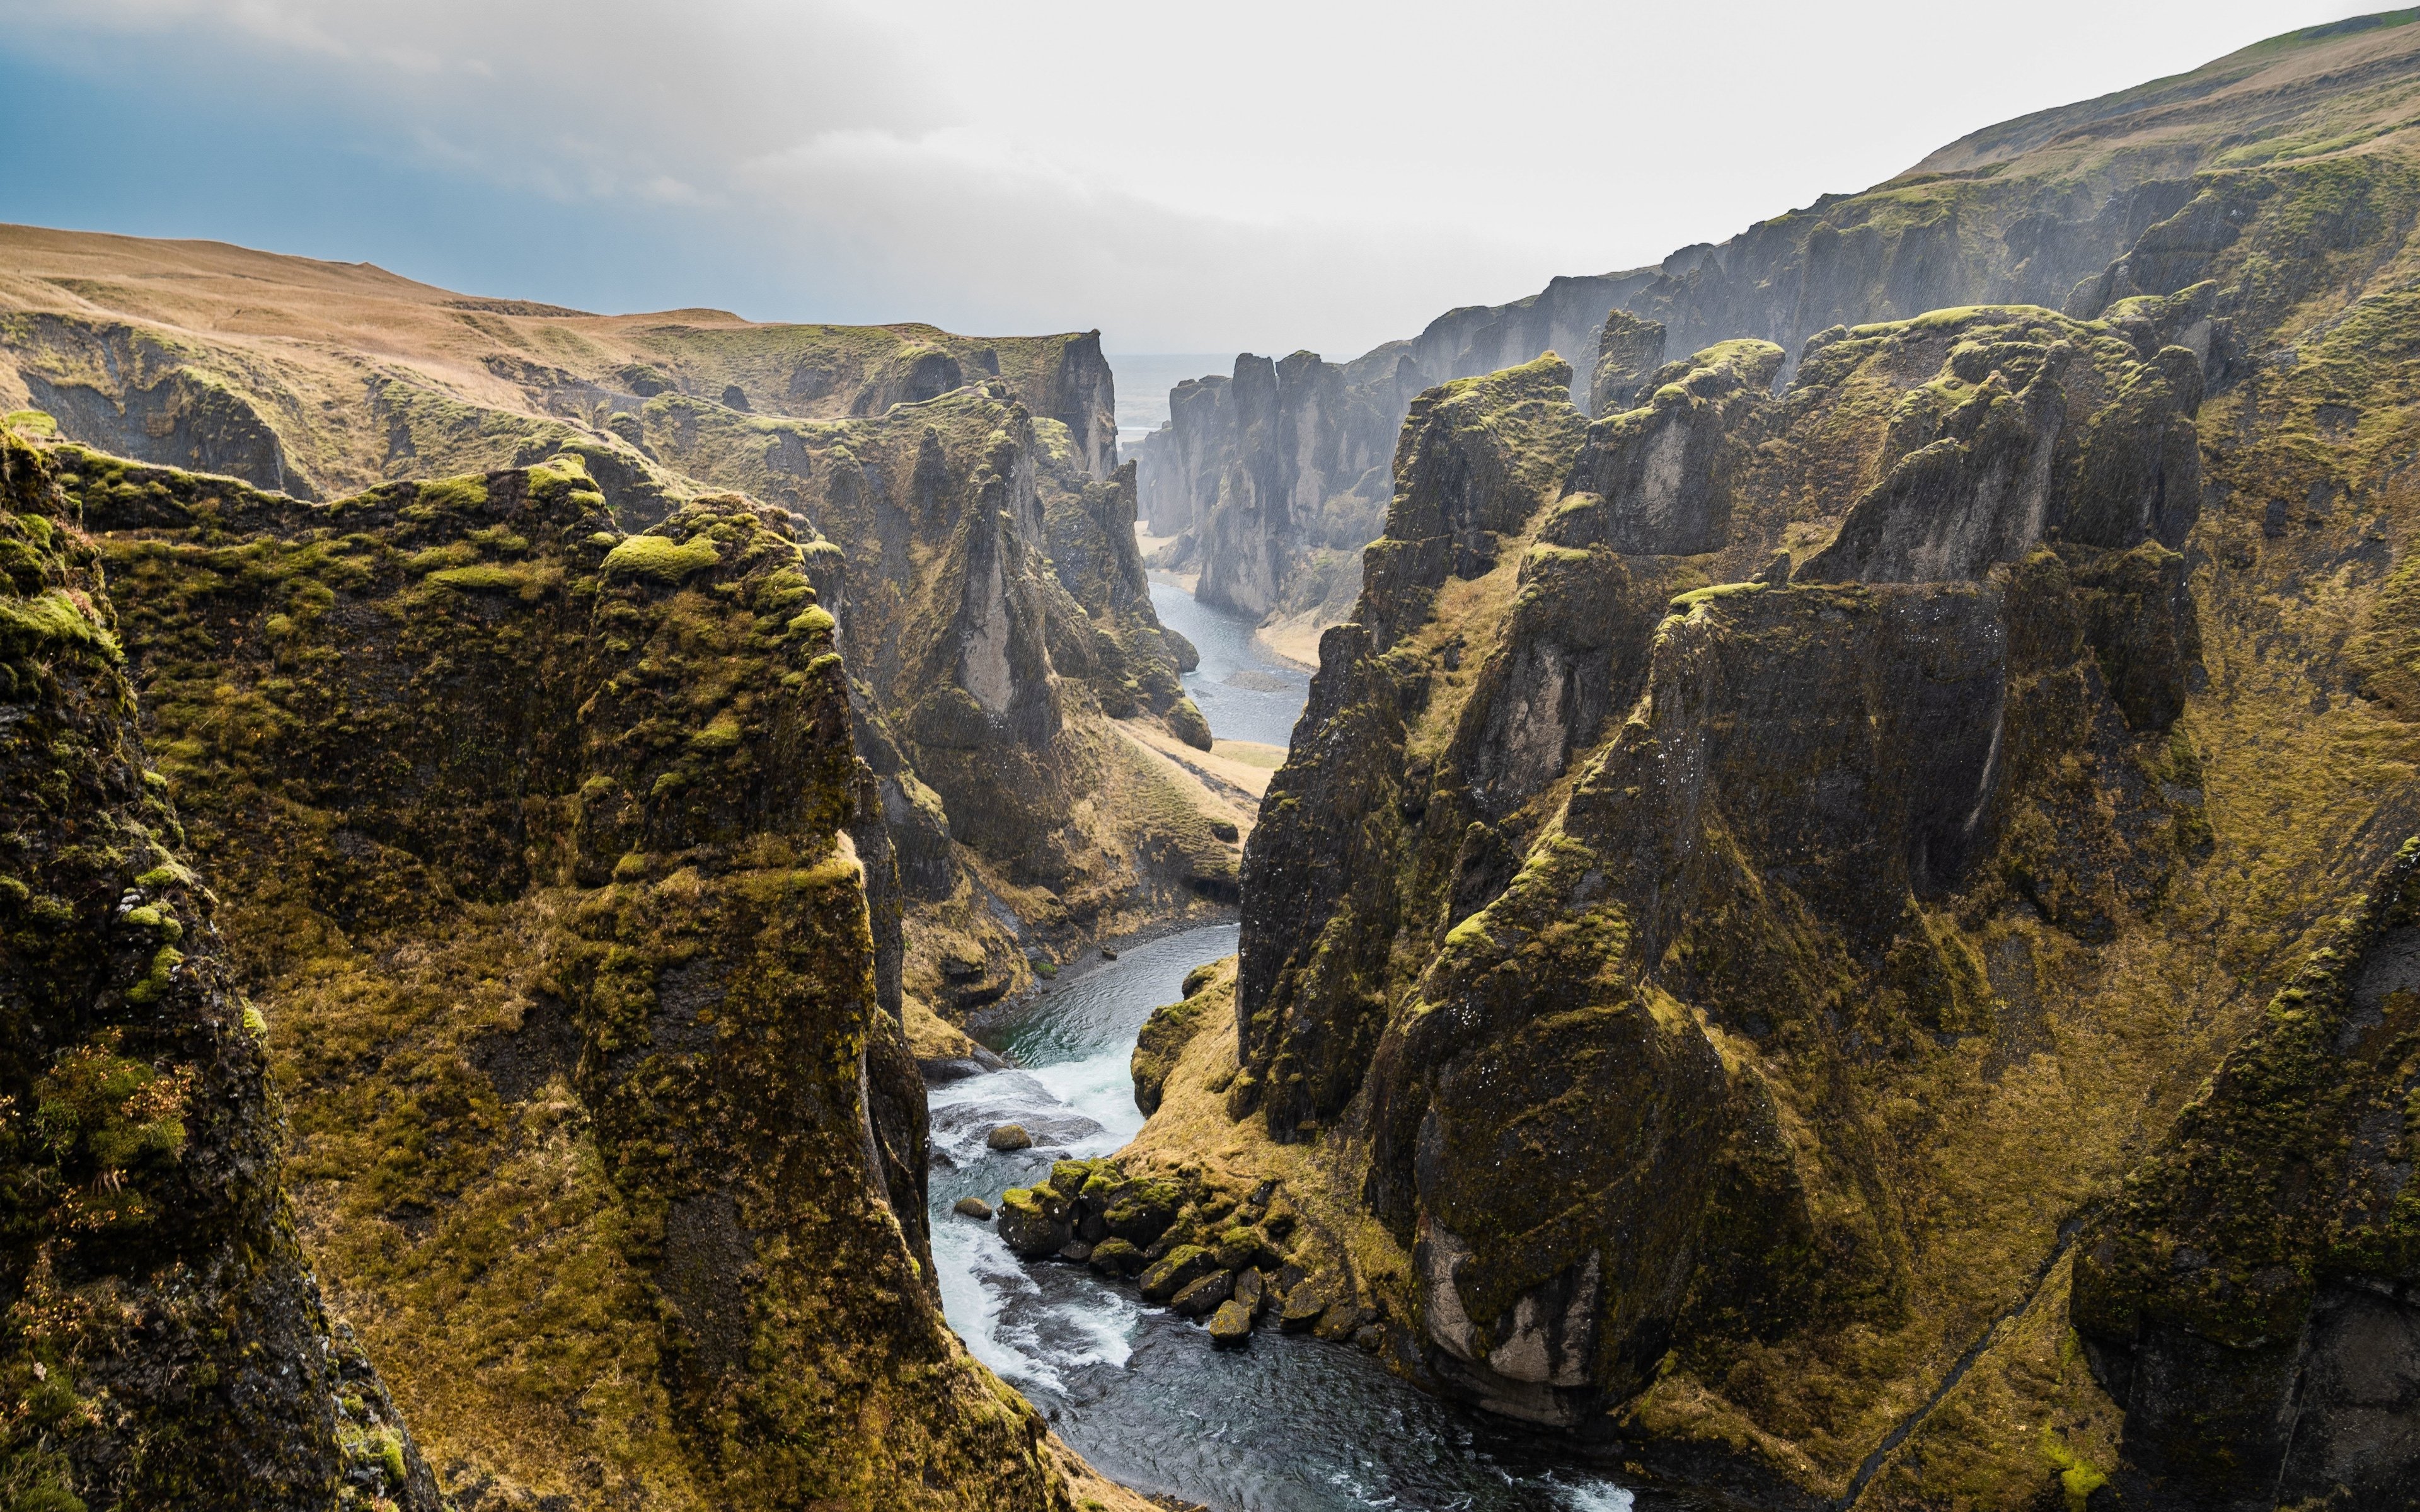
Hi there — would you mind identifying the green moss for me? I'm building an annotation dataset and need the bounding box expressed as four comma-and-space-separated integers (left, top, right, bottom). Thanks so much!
601, 532, 720, 583
0, 590, 121, 663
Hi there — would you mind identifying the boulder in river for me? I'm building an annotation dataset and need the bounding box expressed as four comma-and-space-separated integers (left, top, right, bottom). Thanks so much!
997, 1186, 1071, 1258
986, 1123, 1034, 1151
1171, 1270, 1233, 1318
1139, 1244, 1218, 1302
954, 1196, 995, 1221
1277, 1275, 1337, 1332
1233, 1268, 1267, 1317
1313, 1299, 1369, 1343
1207, 1300, 1254, 1346
1088, 1238, 1144, 1275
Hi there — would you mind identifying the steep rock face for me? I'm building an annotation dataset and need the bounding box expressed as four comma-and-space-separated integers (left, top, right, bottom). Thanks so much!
606, 383, 1231, 983
0, 234, 1222, 1009
1589, 311, 1669, 418
21, 435, 1085, 1509
1136, 280, 1647, 632
2070, 840, 2420, 1511
1223, 301, 2244, 1501
1175, 35, 2420, 1501
1555, 340, 1783, 557
0, 430, 441, 1511
1139, 13, 2420, 652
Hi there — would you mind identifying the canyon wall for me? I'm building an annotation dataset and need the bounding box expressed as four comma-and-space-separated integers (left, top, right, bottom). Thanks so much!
1139, 12, 2420, 665
1, 420, 1125, 1508
0, 238, 1236, 1012
1, 426, 446, 1511
1150, 20, 2420, 1503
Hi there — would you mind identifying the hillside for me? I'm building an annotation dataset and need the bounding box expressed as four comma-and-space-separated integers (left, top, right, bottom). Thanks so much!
1103, 11, 2420, 1508
1139, 9, 2420, 670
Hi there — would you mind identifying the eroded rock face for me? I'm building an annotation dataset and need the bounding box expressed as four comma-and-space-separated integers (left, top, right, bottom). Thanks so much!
1554, 340, 1782, 558
1590, 311, 1669, 419
0, 265, 1203, 1020
18, 437, 1077, 1509
2071, 840, 2420, 1510
0, 430, 441, 1511
1228, 297, 2225, 1489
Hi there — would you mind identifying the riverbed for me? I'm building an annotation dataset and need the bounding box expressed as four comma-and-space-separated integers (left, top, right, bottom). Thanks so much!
925, 924, 1642, 1511
1148, 578, 1312, 748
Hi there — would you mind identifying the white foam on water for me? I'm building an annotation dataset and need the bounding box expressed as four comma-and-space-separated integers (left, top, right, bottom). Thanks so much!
1028, 1048, 1148, 1151
1556, 1481, 1635, 1512
933, 1214, 1064, 1394
1047, 1281, 1139, 1370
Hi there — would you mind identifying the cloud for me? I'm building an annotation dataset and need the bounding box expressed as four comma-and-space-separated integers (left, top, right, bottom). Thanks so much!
0, 0, 2384, 355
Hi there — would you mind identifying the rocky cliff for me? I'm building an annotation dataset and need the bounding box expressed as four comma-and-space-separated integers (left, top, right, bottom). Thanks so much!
1135, 276, 1647, 647
1137, 47, 2420, 1498
0, 417, 1130, 1508
1139, 11, 2420, 672
1, 426, 444, 1511
0, 231, 1236, 1016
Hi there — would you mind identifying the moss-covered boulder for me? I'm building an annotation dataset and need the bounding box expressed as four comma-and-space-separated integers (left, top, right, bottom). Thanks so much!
1169, 1270, 1233, 1318
1138, 1244, 1218, 1303
1205, 1300, 1255, 1347
996, 1186, 1072, 1261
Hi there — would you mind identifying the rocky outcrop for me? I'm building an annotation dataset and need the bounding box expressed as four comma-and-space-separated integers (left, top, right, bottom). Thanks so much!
1589, 311, 1668, 418
1197, 255, 2398, 1502
609, 381, 1228, 987
0, 234, 1224, 1016
0, 428, 442, 1511
7, 429, 1092, 1509
1138, 13, 2420, 655
1135, 279, 1649, 627
1131, 21, 2420, 1503
2071, 839, 2420, 1511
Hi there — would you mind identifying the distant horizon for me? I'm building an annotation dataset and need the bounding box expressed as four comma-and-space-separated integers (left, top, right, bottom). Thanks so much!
0, 2, 2389, 355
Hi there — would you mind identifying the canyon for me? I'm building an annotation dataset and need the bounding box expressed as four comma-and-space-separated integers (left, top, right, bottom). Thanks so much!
6, 8, 2420, 1512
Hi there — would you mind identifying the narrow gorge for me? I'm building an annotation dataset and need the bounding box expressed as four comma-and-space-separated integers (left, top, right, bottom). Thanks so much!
6, 9, 2420, 1512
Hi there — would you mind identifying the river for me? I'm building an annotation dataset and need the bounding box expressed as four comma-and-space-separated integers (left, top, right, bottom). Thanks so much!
1146, 578, 1312, 748
922, 581, 1648, 1509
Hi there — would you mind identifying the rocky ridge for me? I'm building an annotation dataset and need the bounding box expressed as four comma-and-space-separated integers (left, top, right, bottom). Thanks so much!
0, 419, 1150, 1509
0, 231, 1243, 1019
1136, 11, 2420, 672
1, 425, 446, 1512
1103, 43, 2420, 1500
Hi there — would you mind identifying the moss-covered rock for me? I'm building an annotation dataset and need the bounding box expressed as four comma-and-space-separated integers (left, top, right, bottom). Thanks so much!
2070, 838, 2420, 1507
1219, 285, 2264, 1490
10, 436, 1084, 1508
0, 429, 444, 1512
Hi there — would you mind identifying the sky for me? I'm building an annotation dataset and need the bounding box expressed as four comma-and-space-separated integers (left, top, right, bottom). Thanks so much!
0, 1, 2391, 360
